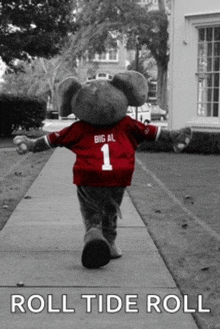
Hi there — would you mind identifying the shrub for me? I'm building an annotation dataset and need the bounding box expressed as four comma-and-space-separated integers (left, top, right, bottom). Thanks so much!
138, 130, 220, 154
0, 94, 46, 136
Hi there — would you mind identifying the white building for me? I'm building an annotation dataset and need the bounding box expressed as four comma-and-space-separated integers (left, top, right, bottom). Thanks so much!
169, 0, 220, 130
77, 41, 128, 83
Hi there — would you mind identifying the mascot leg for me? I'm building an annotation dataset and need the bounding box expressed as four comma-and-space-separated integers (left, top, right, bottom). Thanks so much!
102, 187, 125, 259
77, 186, 125, 268
102, 213, 123, 259
77, 186, 111, 268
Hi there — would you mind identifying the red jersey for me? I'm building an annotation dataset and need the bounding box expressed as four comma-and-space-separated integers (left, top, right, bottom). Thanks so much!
46, 116, 159, 187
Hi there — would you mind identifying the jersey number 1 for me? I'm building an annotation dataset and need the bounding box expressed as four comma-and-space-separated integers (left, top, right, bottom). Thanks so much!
101, 144, 112, 171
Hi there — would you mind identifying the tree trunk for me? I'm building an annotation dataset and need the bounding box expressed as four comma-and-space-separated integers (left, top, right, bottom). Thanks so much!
39, 58, 62, 114
156, 60, 168, 111
154, 0, 169, 111
158, 0, 166, 12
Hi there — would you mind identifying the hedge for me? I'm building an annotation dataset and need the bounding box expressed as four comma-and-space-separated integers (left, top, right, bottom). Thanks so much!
138, 130, 220, 154
0, 94, 46, 137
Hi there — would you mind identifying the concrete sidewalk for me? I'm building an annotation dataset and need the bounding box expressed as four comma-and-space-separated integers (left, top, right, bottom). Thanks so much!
0, 147, 198, 329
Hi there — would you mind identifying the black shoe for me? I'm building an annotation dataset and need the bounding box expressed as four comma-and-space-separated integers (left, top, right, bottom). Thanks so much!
82, 238, 111, 269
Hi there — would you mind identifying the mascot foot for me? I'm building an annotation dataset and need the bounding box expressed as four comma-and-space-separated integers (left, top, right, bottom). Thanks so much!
82, 228, 111, 269
109, 243, 122, 259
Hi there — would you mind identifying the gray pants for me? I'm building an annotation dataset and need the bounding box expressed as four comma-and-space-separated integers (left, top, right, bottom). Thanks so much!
77, 186, 125, 244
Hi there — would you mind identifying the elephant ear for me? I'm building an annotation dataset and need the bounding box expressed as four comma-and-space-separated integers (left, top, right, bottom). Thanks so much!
57, 77, 82, 118
111, 71, 148, 107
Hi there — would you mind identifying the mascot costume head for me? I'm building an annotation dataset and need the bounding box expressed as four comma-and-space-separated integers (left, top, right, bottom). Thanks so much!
57, 70, 148, 125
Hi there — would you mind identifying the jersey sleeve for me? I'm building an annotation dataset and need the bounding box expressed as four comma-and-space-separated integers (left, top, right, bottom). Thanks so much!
128, 117, 160, 144
45, 122, 82, 149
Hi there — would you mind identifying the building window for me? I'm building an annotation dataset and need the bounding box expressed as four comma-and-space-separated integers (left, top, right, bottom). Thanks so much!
94, 48, 118, 62
87, 73, 113, 81
108, 48, 118, 61
197, 26, 220, 117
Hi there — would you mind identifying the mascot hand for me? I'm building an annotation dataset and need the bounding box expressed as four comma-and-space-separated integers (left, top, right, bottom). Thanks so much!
171, 127, 192, 153
13, 135, 34, 155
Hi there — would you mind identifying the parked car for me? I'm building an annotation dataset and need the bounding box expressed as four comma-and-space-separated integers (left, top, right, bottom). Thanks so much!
150, 104, 167, 121
67, 113, 78, 121
126, 103, 151, 124
86, 73, 113, 81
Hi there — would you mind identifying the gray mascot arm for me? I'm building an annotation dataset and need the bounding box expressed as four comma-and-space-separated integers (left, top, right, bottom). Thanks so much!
13, 135, 51, 155
157, 127, 192, 153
